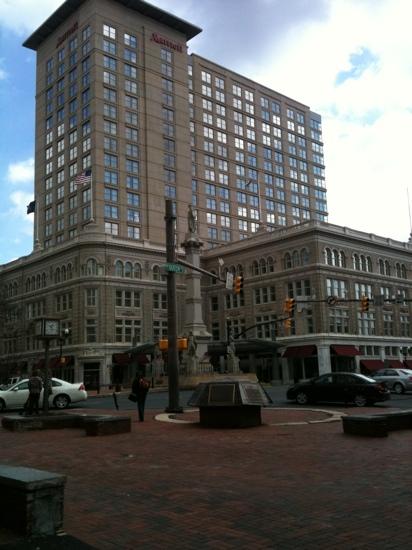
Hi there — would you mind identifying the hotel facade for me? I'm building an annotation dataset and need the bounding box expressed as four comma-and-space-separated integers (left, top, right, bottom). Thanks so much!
0, 0, 411, 388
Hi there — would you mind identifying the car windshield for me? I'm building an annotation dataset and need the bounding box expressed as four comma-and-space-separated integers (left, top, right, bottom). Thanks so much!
400, 369, 412, 375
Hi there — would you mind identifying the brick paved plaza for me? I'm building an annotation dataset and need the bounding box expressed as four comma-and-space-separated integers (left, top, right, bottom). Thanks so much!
0, 406, 411, 549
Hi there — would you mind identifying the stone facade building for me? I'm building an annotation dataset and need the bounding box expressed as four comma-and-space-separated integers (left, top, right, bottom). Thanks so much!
1, 0, 411, 388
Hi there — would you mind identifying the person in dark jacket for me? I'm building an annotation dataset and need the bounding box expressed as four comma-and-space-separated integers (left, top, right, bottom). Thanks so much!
131, 373, 150, 421
26, 370, 43, 416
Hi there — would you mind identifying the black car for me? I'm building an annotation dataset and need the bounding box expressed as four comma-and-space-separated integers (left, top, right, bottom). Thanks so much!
286, 372, 390, 407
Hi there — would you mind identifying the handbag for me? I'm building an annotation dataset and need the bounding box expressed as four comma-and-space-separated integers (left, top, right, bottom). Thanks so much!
128, 392, 137, 402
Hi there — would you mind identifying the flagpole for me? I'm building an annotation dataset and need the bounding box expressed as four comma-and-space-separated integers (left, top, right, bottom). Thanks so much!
90, 171, 94, 222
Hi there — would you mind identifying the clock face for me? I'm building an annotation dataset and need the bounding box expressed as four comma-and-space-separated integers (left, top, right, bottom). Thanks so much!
44, 320, 60, 336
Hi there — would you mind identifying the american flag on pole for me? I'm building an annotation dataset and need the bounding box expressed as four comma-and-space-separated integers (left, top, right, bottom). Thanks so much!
74, 169, 92, 186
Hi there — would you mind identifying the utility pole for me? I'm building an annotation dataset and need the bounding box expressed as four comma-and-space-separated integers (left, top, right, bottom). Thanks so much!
164, 200, 182, 413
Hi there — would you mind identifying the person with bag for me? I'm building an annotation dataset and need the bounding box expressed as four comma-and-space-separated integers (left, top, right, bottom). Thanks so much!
25, 370, 43, 416
131, 372, 150, 422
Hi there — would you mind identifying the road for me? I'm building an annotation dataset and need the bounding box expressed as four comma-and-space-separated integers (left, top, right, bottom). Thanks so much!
77, 386, 412, 412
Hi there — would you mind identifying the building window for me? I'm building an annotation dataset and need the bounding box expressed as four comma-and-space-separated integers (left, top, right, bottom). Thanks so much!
153, 293, 167, 309
85, 288, 98, 307
329, 308, 349, 333
86, 319, 97, 343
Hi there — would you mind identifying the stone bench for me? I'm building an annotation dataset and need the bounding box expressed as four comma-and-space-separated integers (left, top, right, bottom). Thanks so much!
0, 464, 66, 536
83, 415, 131, 436
1, 413, 132, 436
342, 410, 412, 437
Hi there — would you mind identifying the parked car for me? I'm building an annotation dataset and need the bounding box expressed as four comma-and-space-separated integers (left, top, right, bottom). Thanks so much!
0, 376, 22, 390
372, 368, 412, 394
286, 372, 390, 407
0, 377, 87, 412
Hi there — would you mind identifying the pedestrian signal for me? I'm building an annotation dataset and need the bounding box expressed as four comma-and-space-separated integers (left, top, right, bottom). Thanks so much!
360, 296, 370, 313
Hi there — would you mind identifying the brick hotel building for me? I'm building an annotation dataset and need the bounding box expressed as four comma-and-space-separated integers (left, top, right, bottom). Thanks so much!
0, 0, 411, 388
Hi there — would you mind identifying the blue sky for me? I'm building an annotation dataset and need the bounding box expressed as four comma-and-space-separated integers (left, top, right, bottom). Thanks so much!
0, 0, 411, 264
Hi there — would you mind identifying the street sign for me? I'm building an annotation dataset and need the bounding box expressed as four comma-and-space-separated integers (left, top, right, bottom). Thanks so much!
162, 263, 185, 273
327, 296, 338, 306
226, 272, 234, 290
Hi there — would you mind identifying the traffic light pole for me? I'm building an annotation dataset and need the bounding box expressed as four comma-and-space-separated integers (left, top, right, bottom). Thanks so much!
164, 199, 182, 413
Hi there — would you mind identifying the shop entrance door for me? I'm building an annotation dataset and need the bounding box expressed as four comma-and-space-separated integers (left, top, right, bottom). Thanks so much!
83, 362, 100, 391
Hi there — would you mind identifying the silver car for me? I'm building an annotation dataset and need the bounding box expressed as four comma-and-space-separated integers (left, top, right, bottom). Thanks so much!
372, 368, 412, 394
0, 377, 87, 411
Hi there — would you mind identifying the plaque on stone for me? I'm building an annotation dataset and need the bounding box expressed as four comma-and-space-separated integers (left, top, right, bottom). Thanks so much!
208, 383, 235, 405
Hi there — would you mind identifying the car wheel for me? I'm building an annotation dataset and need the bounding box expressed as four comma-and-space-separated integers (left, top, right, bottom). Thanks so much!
393, 383, 404, 395
296, 391, 309, 405
354, 394, 367, 407
53, 394, 70, 409
0, 399, 5, 412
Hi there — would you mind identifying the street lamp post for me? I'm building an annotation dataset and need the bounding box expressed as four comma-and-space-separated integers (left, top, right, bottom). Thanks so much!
34, 318, 61, 414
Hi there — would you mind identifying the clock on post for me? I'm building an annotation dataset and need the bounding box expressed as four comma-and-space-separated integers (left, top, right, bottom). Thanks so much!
34, 318, 61, 338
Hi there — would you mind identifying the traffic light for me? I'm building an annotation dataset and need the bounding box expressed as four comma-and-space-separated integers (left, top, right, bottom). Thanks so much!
284, 318, 292, 329
234, 275, 244, 294
283, 298, 296, 316
360, 295, 370, 313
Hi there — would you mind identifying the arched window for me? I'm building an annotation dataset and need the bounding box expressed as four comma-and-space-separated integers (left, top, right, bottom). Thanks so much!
284, 253, 292, 269
236, 263, 243, 276
384, 260, 391, 276
124, 261, 133, 278
41, 273, 47, 288
301, 248, 310, 265
8, 284, 12, 297
229, 265, 236, 275
292, 250, 299, 267
259, 258, 267, 274
352, 254, 360, 270
251, 261, 259, 276
366, 257, 372, 272
12, 282, 18, 296
401, 264, 407, 279
324, 248, 331, 265
395, 263, 402, 278
153, 265, 161, 281
67, 263, 73, 280
133, 263, 142, 279
115, 260, 124, 277
61, 265, 67, 281
89, 258, 98, 275
340, 251, 346, 268
26, 278, 31, 293
378, 259, 384, 275
31, 276, 35, 290
54, 268, 61, 284
267, 257, 274, 272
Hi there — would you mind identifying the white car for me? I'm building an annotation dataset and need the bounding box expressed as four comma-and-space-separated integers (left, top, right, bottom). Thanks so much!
0, 377, 87, 412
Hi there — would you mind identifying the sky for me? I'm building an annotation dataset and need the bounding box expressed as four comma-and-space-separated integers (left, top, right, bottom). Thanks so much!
0, 0, 411, 264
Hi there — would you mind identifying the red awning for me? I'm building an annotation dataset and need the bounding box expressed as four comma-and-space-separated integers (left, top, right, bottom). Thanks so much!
404, 360, 412, 369
331, 345, 361, 356
283, 345, 317, 358
386, 360, 403, 369
360, 359, 384, 371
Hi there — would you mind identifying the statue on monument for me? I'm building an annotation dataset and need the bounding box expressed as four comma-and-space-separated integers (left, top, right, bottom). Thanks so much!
187, 204, 197, 234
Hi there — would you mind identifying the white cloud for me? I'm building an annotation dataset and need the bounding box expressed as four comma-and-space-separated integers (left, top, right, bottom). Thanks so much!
7, 158, 34, 185
2, 190, 34, 235
249, 0, 412, 241
0, 0, 64, 34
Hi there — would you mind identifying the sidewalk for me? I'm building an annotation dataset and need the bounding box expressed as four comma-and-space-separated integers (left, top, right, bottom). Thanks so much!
1, 405, 411, 549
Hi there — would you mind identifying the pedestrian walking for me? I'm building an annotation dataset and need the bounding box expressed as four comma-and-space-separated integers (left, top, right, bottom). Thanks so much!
26, 370, 43, 416
131, 373, 150, 421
